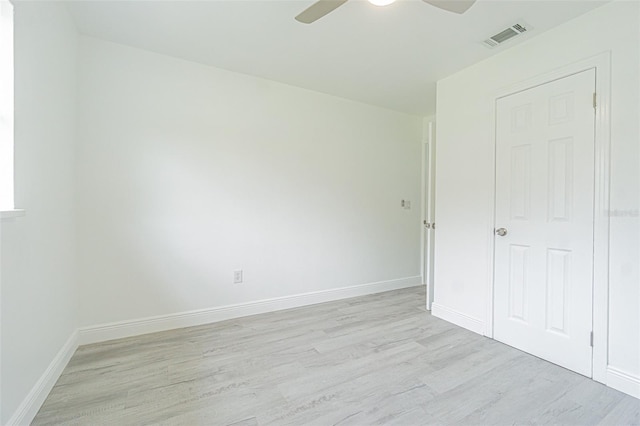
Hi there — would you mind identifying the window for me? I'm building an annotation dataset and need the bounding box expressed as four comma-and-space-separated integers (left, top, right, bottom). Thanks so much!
0, 0, 13, 212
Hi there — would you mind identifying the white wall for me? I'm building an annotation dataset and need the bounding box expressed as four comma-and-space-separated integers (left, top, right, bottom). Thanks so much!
0, 2, 78, 423
434, 0, 639, 396
76, 37, 422, 328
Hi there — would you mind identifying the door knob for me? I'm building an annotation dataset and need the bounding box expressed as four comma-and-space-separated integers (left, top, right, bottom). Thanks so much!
495, 228, 508, 237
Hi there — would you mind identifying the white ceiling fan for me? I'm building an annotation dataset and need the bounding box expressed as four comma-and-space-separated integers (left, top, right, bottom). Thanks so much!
295, 0, 476, 24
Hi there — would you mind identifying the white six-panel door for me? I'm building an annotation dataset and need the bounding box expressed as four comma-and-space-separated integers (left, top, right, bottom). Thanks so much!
494, 69, 596, 377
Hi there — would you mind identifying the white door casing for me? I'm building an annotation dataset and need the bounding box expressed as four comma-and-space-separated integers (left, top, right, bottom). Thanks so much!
422, 122, 436, 310
493, 69, 596, 377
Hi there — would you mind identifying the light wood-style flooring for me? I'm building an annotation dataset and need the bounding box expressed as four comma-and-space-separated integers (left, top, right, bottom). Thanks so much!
33, 286, 639, 425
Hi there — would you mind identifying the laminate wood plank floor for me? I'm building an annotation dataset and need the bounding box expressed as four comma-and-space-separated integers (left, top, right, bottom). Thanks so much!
33, 286, 639, 425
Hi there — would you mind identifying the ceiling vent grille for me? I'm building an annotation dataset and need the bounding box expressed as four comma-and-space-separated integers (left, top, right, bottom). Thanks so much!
483, 23, 528, 48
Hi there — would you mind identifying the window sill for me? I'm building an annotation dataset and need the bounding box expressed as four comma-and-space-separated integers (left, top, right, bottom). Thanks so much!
1, 209, 26, 219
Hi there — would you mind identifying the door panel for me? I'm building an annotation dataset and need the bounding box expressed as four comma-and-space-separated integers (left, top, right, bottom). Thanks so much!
545, 248, 570, 335
508, 244, 529, 323
494, 69, 596, 377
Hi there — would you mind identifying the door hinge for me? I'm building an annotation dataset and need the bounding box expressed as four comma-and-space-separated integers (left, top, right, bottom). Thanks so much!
593, 92, 597, 109
590, 331, 594, 347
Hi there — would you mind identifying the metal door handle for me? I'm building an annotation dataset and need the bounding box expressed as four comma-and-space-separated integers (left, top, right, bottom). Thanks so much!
495, 228, 508, 237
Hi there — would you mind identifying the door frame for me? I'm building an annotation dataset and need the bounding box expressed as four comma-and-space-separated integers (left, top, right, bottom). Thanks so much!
486, 52, 611, 383
421, 120, 435, 310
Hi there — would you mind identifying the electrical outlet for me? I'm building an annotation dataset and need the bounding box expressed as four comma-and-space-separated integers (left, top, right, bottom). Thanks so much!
233, 270, 243, 284
404, 200, 411, 210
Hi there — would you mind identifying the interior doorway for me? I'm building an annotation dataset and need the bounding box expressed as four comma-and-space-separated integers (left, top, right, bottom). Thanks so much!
422, 121, 435, 310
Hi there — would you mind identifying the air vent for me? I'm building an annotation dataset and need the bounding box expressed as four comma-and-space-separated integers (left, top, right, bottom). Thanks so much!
483, 23, 529, 48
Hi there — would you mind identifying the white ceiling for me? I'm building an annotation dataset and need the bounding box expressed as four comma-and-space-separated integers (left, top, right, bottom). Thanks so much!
65, 0, 607, 116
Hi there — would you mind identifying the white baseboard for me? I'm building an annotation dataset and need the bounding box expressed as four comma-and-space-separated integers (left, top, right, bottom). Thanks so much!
7, 280, 637, 426
79, 276, 422, 345
7, 331, 78, 426
431, 303, 485, 335
607, 366, 640, 399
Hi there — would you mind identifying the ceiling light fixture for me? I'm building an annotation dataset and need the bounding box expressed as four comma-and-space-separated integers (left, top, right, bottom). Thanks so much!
295, 0, 475, 24
368, 0, 396, 6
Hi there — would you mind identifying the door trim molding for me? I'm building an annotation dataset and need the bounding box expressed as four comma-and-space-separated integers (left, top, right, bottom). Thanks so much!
421, 141, 429, 282
421, 119, 435, 310
486, 52, 611, 384
420, 139, 428, 286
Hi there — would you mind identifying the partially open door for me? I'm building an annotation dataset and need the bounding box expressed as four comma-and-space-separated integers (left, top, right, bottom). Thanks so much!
423, 121, 436, 310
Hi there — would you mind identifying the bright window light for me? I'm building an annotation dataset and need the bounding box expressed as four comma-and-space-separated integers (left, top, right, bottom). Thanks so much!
0, 0, 14, 211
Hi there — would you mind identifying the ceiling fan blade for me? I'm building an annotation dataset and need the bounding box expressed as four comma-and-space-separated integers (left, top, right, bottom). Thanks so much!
422, 0, 476, 14
295, 0, 349, 24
